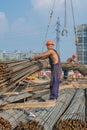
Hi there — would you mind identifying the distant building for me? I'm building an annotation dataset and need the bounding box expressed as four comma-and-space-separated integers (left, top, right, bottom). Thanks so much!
0, 50, 39, 61
0, 51, 9, 61
0, 51, 3, 60
76, 24, 87, 65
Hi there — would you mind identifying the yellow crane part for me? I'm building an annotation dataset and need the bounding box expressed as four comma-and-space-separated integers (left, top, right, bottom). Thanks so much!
75, 36, 79, 45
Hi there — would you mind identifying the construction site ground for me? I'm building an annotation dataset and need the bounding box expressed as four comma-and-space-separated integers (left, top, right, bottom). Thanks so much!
0, 77, 87, 130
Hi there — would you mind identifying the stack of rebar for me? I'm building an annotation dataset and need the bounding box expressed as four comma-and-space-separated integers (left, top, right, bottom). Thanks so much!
57, 119, 87, 130
0, 59, 48, 94
55, 89, 86, 130
0, 59, 49, 105
15, 89, 76, 130
0, 117, 12, 130
0, 89, 75, 130
0, 60, 87, 130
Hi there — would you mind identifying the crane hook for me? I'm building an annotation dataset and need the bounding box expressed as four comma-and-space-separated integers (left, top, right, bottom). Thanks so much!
61, 28, 68, 36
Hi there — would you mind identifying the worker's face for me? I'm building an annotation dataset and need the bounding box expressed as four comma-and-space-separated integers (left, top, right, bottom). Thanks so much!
46, 44, 54, 50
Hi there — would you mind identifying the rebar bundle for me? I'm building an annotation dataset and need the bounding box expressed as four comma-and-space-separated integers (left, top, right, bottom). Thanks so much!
55, 89, 86, 130
57, 119, 87, 130
16, 89, 76, 130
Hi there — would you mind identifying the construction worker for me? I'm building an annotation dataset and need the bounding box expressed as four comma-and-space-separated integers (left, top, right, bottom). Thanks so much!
64, 54, 77, 80
73, 56, 79, 80
30, 40, 62, 100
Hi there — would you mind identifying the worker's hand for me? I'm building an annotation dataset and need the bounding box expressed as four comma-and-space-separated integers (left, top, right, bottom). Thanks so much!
29, 57, 36, 61
28, 57, 33, 61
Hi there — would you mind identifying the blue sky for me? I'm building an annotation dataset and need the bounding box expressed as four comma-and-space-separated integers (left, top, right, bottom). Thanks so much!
0, 0, 87, 61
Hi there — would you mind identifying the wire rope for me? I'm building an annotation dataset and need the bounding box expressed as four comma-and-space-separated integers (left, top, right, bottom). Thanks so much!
71, 0, 78, 55
42, 0, 56, 52
61, 0, 68, 36
71, 0, 76, 36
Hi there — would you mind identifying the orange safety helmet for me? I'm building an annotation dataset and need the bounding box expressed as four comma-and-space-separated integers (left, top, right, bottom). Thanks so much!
46, 40, 54, 46
72, 54, 77, 58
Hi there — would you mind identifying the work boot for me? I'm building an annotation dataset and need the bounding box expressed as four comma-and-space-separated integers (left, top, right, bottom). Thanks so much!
46, 98, 57, 102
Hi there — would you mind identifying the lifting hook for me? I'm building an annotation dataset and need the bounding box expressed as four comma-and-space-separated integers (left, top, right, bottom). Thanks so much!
61, 28, 68, 36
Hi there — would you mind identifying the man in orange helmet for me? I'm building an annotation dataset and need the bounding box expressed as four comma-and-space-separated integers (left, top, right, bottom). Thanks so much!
72, 54, 77, 59
72, 54, 79, 80
64, 54, 77, 80
30, 40, 62, 100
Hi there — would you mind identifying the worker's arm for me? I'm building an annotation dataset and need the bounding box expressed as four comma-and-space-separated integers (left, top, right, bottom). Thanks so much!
30, 50, 52, 61
66, 57, 73, 62
73, 60, 79, 64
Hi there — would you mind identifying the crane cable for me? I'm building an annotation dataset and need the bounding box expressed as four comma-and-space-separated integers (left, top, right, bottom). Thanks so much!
42, 0, 56, 52
71, 0, 78, 45
71, 0, 76, 35
61, 0, 68, 36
